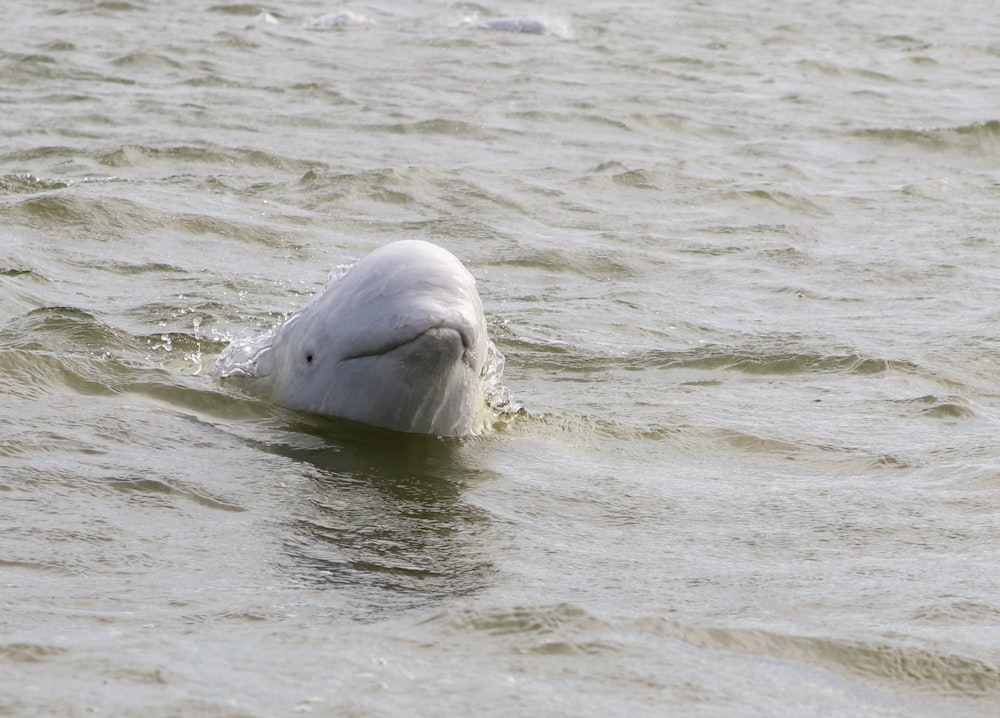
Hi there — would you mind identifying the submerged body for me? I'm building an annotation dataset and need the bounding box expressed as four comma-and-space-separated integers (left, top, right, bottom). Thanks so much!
216, 240, 493, 436
472, 17, 549, 34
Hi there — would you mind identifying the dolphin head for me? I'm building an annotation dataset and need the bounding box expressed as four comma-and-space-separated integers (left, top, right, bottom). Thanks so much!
250, 240, 491, 436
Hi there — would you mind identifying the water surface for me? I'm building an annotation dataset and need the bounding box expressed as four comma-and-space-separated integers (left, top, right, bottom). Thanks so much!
3, 1, 1000, 715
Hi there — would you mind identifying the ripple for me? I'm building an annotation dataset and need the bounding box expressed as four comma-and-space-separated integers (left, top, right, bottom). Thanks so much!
0, 307, 259, 420
511, 341, 916, 377
853, 120, 1000, 153
421, 603, 619, 655
364, 118, 486, 138
0, 559, 77, 576
911, 600, 1000, 625
0, 306, 128, 354
797, 59, 897, 83
717, 188, 827, 216
0, 643, 67, 663
892, 394, 976, 420
97, 143, 318, 172
207, 3, 264, 15
4, 193, 149, 239
110, 52, 182, 69
0, 173, 71, 194
638, 618, 1000, 697
489, 246, 636, 280
107, 476, 246, 512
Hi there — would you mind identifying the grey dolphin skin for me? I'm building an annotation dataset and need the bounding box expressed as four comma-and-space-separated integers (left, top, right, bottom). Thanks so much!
473, 17, 548, 34
233, 240, 492, 437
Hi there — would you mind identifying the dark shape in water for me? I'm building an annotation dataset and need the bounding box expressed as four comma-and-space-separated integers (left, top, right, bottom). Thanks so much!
473, 17, 548, 35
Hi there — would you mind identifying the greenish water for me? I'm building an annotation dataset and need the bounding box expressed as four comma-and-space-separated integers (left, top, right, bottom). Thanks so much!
2, 1, 1000, 715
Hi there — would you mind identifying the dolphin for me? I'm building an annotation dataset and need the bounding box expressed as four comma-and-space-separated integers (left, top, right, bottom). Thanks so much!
472, 18, 549, 35
213, 240, 495, 437
304, 11, 365, 30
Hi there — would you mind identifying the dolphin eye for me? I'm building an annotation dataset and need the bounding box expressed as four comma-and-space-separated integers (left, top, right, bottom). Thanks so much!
305, 353, 314, 364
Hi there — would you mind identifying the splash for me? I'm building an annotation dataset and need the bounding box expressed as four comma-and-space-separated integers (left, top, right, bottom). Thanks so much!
461, 15, 573, 39
481, 339, 521, 415
304, 11, 367, 30
209, 325, 277, 379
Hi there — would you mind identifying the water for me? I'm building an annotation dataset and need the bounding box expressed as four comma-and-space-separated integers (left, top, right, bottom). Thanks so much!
3, 1, 1000, 715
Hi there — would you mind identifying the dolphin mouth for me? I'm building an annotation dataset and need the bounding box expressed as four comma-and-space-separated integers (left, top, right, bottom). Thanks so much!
341, 323, 472, 362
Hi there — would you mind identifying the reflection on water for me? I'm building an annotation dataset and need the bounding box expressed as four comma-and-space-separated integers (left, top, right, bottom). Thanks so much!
261, 419, 498, 620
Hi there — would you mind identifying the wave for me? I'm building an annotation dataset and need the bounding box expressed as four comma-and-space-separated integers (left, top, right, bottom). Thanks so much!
0, 173, 71, 194
0, 185, 295, 249
639, 617, 1000, 699
96, 143, 319, 172
420, 602, 616, 655
359, 118, 486, 138
418, 602, 1000, 702
853, 120, 1000, 153
508, 338, 918, 377
296, 167, 526, 222
0, 306, 252, 417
